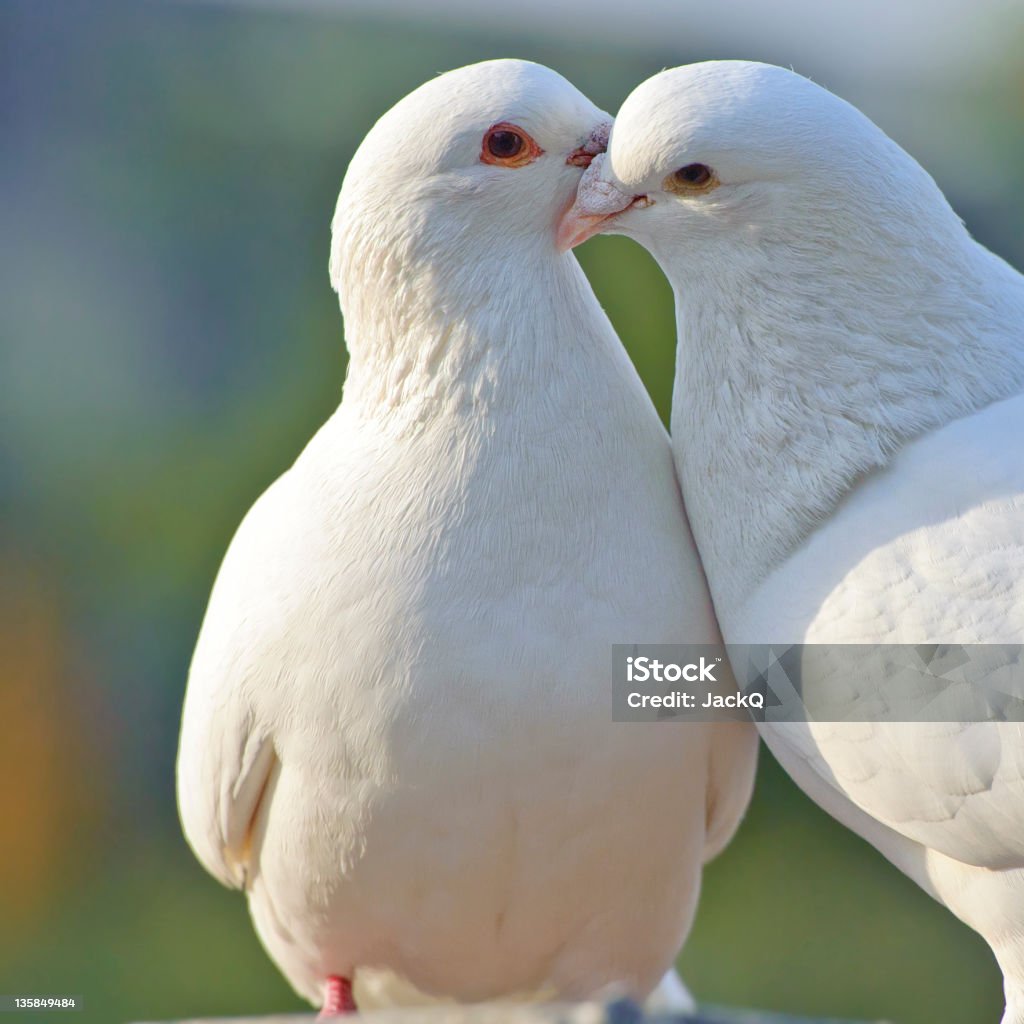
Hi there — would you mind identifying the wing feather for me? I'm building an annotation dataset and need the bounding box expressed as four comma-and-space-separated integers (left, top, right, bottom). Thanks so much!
746, 392, 1024, 869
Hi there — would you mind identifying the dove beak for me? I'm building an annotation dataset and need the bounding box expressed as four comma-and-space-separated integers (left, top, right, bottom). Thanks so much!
557, 121, 635, 251
556, 205, 619, 251
566, 146, 596, 168
557, 180, 645, 251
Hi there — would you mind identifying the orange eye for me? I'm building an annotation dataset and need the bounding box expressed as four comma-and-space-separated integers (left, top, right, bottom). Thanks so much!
664, 162, 718, 195
480, 122, 544, 168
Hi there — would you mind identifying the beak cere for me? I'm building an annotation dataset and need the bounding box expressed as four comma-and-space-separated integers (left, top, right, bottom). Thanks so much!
565, 119, 612, 169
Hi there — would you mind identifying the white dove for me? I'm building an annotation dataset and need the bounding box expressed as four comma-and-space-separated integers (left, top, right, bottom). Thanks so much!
176, 59, 756, 1018
560, 61, 1024, 1022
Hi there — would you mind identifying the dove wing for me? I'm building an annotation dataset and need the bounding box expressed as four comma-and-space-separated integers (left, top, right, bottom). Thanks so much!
745, 391, 1024, 869
176, 470, 310, 889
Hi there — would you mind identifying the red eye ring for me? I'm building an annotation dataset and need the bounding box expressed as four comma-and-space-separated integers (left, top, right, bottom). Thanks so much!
480, 122, 544, 168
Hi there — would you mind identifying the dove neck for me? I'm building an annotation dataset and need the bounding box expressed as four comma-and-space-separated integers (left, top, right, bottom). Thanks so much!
660, 220, 1024, 617
337, 239, 604, 418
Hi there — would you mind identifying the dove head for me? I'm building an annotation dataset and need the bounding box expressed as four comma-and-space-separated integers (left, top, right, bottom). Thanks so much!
330, 60, 610, 352
560, 61, 1024, 611
561, 61, 983, 270
559, 60, 963, 265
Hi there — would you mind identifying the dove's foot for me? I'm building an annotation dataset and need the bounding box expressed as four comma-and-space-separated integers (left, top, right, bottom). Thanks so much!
319, 975, 357, 1017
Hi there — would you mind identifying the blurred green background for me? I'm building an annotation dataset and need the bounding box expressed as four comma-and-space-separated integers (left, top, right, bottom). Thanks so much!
3, 2, 1023, 1022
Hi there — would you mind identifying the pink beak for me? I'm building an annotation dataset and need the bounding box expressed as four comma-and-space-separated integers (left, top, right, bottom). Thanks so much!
556, 205, 620, 251
557, 153, 642, 252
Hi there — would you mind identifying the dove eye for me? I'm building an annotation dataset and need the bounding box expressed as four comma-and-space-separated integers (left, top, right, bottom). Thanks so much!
481, 123, 544, 168
488, 131, 522, 158
664, 163, 718, 194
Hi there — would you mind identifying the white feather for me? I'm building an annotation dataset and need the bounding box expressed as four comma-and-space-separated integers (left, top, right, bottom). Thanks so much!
586, 60, 1024, 1023
177, 59, 756, 1011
